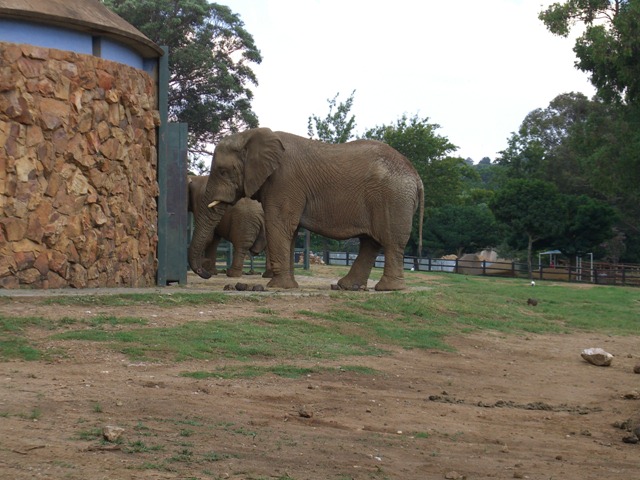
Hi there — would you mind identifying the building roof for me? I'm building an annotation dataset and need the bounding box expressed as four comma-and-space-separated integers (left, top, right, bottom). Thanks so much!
0, 0, 163, 57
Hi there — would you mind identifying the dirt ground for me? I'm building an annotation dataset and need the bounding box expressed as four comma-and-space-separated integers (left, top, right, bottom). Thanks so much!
1, 266, 639, 480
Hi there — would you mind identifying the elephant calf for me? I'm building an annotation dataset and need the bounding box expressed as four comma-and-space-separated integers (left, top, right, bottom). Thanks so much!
188, 175, 267, 277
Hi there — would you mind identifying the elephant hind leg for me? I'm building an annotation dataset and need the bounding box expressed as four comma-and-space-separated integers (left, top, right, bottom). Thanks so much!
374, 246, 407, 291
337, 237, 379, 290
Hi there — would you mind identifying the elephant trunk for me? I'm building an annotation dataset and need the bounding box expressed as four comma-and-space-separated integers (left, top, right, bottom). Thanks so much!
188, 202, 228, 278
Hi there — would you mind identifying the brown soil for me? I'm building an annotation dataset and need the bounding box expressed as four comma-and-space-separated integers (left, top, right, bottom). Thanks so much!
1, 266, 639, 479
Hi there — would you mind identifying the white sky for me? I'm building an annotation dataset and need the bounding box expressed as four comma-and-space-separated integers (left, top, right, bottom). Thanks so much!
222, 0, 595, 162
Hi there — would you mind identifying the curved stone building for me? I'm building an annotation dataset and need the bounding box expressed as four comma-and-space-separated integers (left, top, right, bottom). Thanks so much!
0, 0, 165, 288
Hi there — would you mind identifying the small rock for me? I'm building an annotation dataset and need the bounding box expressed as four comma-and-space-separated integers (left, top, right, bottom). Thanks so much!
622, 391, 640, 400
235, 282, 248, 291
581, 347, 613, 366
102, 425, 124, 442
633, 363, 640, 374
622, 434, 638, 444
527, 298, 538, 306
251, 284, 265, 292
223, 284, 234, 291
445, 472, 465, 480
330, 284, 339, 290
298, 407, 312, 418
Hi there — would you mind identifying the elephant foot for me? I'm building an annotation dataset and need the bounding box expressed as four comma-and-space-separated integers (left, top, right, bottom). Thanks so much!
333, 282, 367, 291
267, 275, 299, 289
374, 275, 407, 291
262, 269, 274, 278
337, 275, 370, 291
226, 268, 243, 277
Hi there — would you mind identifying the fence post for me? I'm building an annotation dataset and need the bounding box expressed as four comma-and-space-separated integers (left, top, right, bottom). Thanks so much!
482, 260, 486, 276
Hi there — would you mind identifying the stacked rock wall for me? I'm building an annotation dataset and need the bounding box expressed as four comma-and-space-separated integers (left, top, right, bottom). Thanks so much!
0, 42, 159, 288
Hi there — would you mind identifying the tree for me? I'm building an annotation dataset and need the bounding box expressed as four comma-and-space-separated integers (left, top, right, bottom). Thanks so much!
424, 204, 501, 257
307, 91, 357, 144
539, 0, 640, 105
496, 92, 639, 262
102, 0, 262, 172
490, 179, 566, 277
497, 92, 594, 190
554, 194, 618, 256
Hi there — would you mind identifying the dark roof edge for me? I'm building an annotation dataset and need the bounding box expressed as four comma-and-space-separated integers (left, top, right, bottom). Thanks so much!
0, 7, 164, 58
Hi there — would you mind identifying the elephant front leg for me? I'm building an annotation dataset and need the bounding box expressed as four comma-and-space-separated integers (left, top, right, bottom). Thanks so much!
337, 237, 378, 290
265, 227, 299, 289
226, 248, 248, 277
203, 237, 221, 275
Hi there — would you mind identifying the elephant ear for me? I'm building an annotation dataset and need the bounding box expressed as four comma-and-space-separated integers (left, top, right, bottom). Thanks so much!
242, 128, 285, 198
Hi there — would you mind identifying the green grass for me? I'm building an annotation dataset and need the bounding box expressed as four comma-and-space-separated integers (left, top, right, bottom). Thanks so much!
1, 271, 639, 365
181, 364, 378, 380
53, 316, 381, 361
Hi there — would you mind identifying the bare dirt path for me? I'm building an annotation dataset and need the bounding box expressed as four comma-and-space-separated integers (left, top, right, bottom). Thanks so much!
1, 269, 639, 479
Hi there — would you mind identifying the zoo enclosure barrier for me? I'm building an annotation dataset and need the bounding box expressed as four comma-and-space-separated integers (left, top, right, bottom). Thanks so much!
321, 252, 640, 287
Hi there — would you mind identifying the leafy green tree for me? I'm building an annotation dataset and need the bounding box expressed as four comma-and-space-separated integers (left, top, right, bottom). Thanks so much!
496, 92, 639, 262
539, 0, 640, 105
554, 195, 618, 256
307, 91, 357, 143
103, 0, 262, 172
424, 204, 501, 257
490, 179, 566, 277
497, 92, 593, 191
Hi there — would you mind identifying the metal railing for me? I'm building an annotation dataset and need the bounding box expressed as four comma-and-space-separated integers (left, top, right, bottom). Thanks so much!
321, 251, 640, 287
205, 246, 640, 288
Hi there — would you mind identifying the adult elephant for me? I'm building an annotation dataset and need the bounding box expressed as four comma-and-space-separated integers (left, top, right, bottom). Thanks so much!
188, 175, 269, 277
188, 128, 424, 291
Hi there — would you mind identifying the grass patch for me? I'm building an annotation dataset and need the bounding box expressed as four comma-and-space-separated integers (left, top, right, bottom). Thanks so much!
54, 316, 381, 362
0, 314, 148, 361
0, 316, 51, 361
2, 270, 639, 364
181, 363, 378, 380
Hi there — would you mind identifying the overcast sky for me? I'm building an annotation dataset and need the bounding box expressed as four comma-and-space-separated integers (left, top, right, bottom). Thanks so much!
223, 0, 595, 162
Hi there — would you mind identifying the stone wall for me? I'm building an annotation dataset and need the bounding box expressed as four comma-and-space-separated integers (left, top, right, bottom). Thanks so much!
0, 42, 160, 288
